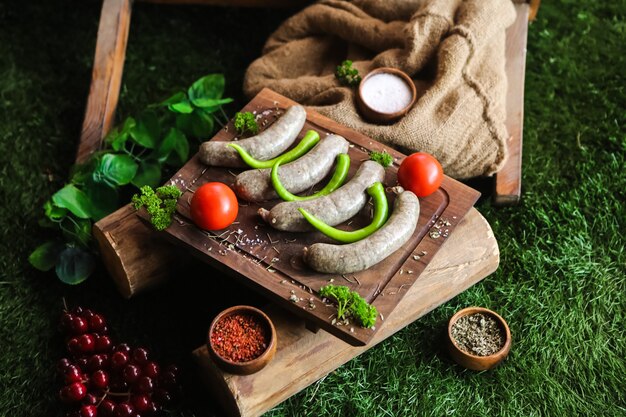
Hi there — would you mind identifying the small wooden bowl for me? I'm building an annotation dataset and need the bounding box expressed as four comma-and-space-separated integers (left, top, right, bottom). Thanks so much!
207, 305, 277, 375
356, 67, 417, 124
447, 307, 511, 371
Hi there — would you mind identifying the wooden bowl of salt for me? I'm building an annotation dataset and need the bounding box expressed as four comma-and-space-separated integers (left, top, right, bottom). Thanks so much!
356, 67, 416, 124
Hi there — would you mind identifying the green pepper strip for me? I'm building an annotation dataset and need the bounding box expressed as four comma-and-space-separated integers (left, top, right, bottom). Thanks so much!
227, 130, 320, 169
271, 153, 351, 202
298, 182, 389, 243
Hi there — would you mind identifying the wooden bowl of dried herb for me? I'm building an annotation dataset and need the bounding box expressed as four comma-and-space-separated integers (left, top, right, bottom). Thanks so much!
447, 307, 511, 371
208, 305, 277, 375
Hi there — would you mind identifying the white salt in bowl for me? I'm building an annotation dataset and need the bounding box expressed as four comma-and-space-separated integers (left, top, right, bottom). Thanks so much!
357, 67, 417, 124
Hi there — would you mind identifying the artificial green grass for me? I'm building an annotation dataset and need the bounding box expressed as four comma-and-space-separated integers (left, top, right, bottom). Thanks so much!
0, 0, 624, 416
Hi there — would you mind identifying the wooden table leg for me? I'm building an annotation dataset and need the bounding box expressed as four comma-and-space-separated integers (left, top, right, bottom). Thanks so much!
76, 0, 133, 164
493, 3, 529, 206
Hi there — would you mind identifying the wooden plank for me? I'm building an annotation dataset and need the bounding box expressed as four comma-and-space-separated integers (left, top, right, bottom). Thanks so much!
138, 0, 308, 6
192, 207, 499, 417
494, 3, 529, 206
76, 0, 132, 164
144, 88, 480, 346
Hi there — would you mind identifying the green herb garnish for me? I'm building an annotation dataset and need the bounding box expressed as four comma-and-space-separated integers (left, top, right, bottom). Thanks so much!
319, 284, 378, 328
335, 60, 362, 86
132, 185, 182, 231
369, 150, 394, 167
233, 111, 259, 136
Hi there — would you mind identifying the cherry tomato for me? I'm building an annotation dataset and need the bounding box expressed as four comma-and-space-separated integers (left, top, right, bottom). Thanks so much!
190, 182, 238, 230
397, 152, 443, 197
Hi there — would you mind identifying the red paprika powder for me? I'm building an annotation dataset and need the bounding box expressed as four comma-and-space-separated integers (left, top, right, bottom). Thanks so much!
210, 313, 269, 362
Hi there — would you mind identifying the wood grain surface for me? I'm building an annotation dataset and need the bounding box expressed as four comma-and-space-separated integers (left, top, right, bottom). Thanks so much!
76, 0, 132, 164
192, 207, 499, 417
494, 3, 529, 205
142, 88, 480, 346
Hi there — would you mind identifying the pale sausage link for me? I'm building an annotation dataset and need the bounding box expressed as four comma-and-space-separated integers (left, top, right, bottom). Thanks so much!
258, 161, 385, 232
199, 105, 306, 168
302, 191, 420, 274
234, 134, 350, 202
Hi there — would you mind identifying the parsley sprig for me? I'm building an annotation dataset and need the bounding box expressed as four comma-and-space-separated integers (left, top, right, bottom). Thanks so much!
131, 185, 182, 231
233, 111, 259, 136
369, 150, 394, 167
335, 60, 362, 86
320, 284, 378, 328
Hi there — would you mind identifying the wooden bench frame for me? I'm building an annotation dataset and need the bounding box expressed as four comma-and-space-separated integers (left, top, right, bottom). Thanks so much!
77, 0, 539, 206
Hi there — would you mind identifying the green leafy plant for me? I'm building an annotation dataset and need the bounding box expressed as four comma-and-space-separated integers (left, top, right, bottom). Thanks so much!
233, 111, 259, 135
319, 284, 378, 328
369, 150, 394, 167
29, 74, 232, 284
131, 185, 182, 231
335, 60, 362, 86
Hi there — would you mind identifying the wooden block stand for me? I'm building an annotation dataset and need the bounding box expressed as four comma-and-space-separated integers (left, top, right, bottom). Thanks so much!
192, 208, 499, 417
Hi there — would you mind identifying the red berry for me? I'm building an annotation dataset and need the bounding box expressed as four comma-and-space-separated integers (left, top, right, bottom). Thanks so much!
91, 370, 109, 389
142, 362, 159, 379
114, 344, 131, 355
62, 382, 87, 402
95, 335, 113, 352
135, 376, 154, 394
78, 308, 94, 320
60, 313, 76, 333
57, 358, 73, 375
98, 399, 116, 417
109, 376, 128, 392
153, 388, 172, 405
110, 351, 129, 370
131, 348, 149, 365
65, 365, 83, 383
77, 334, 96, 353
67, 337, 82, 356
131, 394, 152, 412
79, 405, 97, 417
114, 402, 134, 417
83, 393, 98, 405
89, 314, 107, 333
76, 357, 89, 370
87, 354, 106, 371
71, 316, 89, 335
123, 364, 141, 384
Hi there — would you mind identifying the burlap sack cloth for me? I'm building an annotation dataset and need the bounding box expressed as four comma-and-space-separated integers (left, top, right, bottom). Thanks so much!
244, 0, 516, 179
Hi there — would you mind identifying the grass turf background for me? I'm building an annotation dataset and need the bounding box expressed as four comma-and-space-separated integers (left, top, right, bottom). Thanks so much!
0, 0, 624, 416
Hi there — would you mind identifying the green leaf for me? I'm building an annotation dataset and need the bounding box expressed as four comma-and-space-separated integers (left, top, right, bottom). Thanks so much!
162, 128, 189, 164
191, 109, 215, 138
52, 184, 93, 219
168, 96, 194, 114
156, 127, 177, 162
175, 113, 193, 137
60, 217, 93, 248
188, 74, 225, 106
69, 159, 98, 186
83, 179, 119, 221
108, 117, 135, 151
93, 154, 138, 186
130, 111, 160, 149
159, 91, 185, 107
29, 241, 65, 271
132, 160, 162, 188
44, 200, 68, 221
55, 247, 95, 285
191, 97, 233, 110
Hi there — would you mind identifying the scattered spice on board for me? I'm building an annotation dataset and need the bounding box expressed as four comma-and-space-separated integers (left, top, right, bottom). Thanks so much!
451, 313, 505, 356
211, 313, 269, 362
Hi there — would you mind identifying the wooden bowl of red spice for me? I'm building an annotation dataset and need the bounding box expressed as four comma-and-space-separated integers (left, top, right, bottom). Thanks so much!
208, 305, 277, 375
447, 307, 511, 371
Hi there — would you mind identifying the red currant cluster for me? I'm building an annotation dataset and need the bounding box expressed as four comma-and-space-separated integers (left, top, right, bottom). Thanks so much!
57, 306, 180, 417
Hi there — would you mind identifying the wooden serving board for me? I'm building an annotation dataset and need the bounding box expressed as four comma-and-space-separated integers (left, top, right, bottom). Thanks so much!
139, 88, 480, 346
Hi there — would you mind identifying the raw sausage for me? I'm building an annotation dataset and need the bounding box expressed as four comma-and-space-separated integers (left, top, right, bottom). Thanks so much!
199, 105, 306, 167
302, 190, 420, 274
258, 161, 385, 232
234, 134, 350, 202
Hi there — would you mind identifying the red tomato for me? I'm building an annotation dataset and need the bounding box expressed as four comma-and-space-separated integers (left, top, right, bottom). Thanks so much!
397, 152, 443, 197
190, 182, 238, 230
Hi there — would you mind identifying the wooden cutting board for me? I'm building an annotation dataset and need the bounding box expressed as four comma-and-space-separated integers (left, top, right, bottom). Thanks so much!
139, 88, 480, 346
